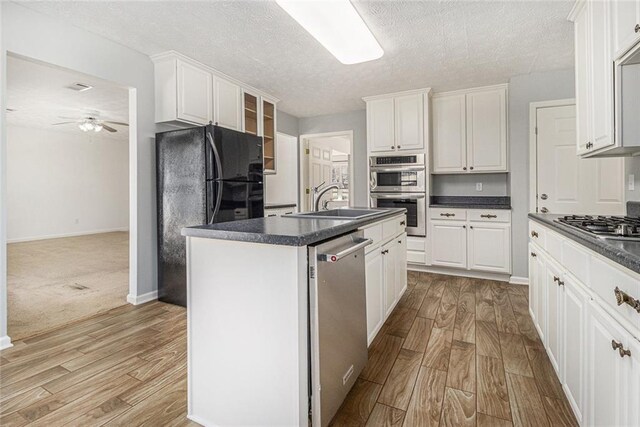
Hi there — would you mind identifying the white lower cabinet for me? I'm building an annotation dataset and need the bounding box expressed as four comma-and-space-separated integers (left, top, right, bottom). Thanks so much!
395, 235, 408, 298
383, 239, 397, 318
430, 221, 467, 268
468, 222, 510, 272
529, 219, 640, 426
365, 249, 384, 344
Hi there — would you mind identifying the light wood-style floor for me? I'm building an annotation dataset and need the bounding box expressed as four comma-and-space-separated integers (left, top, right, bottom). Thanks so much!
0, 272, 577, 426
331, 272, 578, 426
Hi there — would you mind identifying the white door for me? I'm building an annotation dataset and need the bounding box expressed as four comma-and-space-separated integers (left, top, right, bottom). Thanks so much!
383, 240, 397, 317
589, 0, 614, 151
536, 104, 624, 215
562, 274, 587, 424
467, 222, 510, 273
365, 250, 384, 345
432, 94, 467, 173
394, 234, 408, 300
574, 6, 591, 155
367, 98, 395, 152
308, 141, 333, 210
545, 259, 563, 375
394, 94, 424, 151
214, 77, 242, 130
430, 221, 467, 268
611, 0, 640, 58
177, 60, 213, 124
466, 88, 507, 172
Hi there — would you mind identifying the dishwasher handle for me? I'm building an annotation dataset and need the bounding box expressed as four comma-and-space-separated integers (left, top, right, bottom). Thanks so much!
318, 238, 372, 263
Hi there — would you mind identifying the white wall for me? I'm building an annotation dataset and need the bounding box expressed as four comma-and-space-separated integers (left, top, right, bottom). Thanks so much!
1, 2, 157, 346
7, 126, 129, 242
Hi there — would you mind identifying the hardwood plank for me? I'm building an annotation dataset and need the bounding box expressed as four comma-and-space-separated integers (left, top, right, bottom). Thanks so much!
542, 395, 579, 427
477, 355, 511, 421
128, 340, 187, 382
434, 300, 457, 331
360, 334, 404, 384
330, 379, 381, 426
407, 271, 420, 286
0, 412, 29, 427
493, 289, 520, 334
476, 298, 496, 323
453, 290, 475, 343
417, 281, 445, 319
476, 280, 494, 301
478, 413, 513, 427
2, 333, 97, 365
513, 312, 542, 347
401, 317, 432, 353
0, 350, 83, 387
506, 373, 550, 427
440, 388, 475, 427
377, 349, 422, 410
526, 346, 564, 399
499, 332, 533, 377
399, 287, 427, 311
118, 362, 186, 406
0, 366, 69, 403
508, 293, 529, 316
386, 308, 418, 338
365, 403, 405, 427
403, 367, 446, 427
421, 327, 453, 371
69, 397, 131, 426
476, 320, 501, 359
0, 387, 51, 416
446, 340, 475, 393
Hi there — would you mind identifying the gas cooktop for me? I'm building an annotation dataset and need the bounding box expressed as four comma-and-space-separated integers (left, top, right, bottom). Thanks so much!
555, 215, 640, 241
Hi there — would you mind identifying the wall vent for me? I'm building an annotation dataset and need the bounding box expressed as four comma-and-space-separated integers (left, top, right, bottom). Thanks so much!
67, 82, 93, 92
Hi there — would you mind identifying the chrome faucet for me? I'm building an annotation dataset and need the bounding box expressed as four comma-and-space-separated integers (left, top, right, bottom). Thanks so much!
312, 181, 341, 211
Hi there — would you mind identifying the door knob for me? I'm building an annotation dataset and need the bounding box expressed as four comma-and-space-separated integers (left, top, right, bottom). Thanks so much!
540, 194, 548, 200
540, 207, 549, 214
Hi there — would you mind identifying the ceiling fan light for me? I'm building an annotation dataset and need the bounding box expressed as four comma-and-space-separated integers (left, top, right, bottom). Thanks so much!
79, 122, 89, 132
94, 123, 103, 132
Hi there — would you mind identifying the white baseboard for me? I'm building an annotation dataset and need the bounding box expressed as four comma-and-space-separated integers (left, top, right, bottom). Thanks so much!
0, 335, 13, 350
509, 275, 529, 286
407, 264, 511, 283
8, 227, 129, 243
127, 290, 158, 305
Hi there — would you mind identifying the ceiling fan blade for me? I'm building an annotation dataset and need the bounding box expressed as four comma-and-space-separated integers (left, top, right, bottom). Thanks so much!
101, 124, 118, 133
57, 116, 81, 120
103, 121, 129, 126
52, 122, 77, 125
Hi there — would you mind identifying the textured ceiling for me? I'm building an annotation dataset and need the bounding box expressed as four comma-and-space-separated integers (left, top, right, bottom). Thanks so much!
6, 55, 129, 140
17, 0, 575, 118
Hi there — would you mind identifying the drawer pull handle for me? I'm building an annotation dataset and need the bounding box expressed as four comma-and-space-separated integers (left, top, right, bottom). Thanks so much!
400, 220, 406, 226
612, 340, 632, 358
553, 276, 559, 283
481, 214, 497, 219
440, 213, 455, 217
531, 252, 537, 257
614, 287, 640, 313
531, 231, 539, 238
382, 249, 389, 255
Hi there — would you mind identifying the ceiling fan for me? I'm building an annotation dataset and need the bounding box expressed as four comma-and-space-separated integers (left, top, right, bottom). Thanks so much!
52, 115, 128, 133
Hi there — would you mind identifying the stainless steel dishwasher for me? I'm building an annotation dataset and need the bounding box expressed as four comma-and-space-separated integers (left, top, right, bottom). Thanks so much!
308, 230, 372, 427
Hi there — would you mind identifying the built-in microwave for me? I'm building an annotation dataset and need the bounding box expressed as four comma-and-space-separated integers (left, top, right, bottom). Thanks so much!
614, 40, 640, 156
369, 154, 426, 193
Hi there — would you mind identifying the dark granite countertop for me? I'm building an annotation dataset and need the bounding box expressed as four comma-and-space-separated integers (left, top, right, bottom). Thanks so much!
430, 196, 511, 210
264, 203, 297, 210
528, 213, 640, 275
182, 208, 406, 247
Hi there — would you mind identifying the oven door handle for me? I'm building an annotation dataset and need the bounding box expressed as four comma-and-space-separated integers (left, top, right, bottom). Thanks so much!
370, 166, 425, 172
370, 193, 426, 200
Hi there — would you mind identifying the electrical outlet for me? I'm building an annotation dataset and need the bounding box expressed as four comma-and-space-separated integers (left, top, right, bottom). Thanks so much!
476, 183, 483, 192
629, 174, 635, 191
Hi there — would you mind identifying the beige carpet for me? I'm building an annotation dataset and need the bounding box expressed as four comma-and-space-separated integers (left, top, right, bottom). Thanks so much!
7, 231, 129, 340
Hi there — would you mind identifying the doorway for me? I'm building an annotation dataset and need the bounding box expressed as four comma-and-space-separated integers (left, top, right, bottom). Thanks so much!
5, 55, 131, 340
299, 131, 354, 212
529, 99, 625, 215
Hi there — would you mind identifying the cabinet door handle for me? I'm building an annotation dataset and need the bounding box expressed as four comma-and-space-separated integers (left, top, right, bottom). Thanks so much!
531, 231, 539, 238
636, 24, 640, 33
463, 225, 466, 229
440, 213, 455, 217
558, 280, 565, 287
470, 166, 474, 170
400, 220, 406, 226
397, 145, 401, 149
531, 252, 537, 257
382, 249, 389, 255
463, 167, 467, 171
391, 146, 396, 150
481, 214, 497, 219
612, 340, 632, 357
614, 287, 640, 313
553, 276, 559, 283
469, 225, 473, 229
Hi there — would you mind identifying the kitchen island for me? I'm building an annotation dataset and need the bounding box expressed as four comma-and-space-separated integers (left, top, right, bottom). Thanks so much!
181, 208, 406, 427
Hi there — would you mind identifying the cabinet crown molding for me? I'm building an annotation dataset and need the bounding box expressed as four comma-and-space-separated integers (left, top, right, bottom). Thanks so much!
362, 87, 432, 102
432, 83, 509, 98
567, 0, 586, 23
151, 50, 280, 104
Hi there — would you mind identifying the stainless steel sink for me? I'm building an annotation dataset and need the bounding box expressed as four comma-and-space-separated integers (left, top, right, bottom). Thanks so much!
285, 208, 383, 220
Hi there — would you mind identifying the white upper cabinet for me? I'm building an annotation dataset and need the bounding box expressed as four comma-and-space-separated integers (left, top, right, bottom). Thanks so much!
394, 94, 425, 151
214, 77, 242, 131
574, 3, 591, 155
432, 94, 467, 172
432, 85, 508, 173
367, 98, 395, 152
364, 89, 430, 154
611, 0, 640, 58
177, 60, 213, 125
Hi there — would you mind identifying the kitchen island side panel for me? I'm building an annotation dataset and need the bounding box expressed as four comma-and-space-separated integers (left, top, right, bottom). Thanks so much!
186, 236, 309, 426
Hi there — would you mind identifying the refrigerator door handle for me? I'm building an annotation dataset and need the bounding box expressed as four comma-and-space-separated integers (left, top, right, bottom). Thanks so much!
206, 131, 224, 180
209, 180, 223, 225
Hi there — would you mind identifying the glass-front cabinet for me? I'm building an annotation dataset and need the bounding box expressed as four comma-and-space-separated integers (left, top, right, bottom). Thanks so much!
243, 92, 277, 174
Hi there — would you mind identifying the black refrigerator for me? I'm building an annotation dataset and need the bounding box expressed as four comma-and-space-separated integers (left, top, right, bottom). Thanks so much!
156, 125, 264, 306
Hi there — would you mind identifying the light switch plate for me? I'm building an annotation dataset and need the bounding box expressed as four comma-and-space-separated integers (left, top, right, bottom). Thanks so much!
476, 183, 483, 191
629, 174, 635, 191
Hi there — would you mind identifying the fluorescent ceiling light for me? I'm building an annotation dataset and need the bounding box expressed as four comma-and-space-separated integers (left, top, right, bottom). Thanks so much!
276, 0, 383, 65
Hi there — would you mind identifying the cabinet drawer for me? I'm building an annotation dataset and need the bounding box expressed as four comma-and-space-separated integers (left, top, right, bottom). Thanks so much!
562, 240, 590, 285
382, 216, 402, 241
545, 228, 563, 261
407, 236, 425, 252
468, 210, 511, 223
590, 256, 640, 331
529, 220, 546, 247
407, 251, 426, 264
430, 208, 466, 221
362, 223, 383, 252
